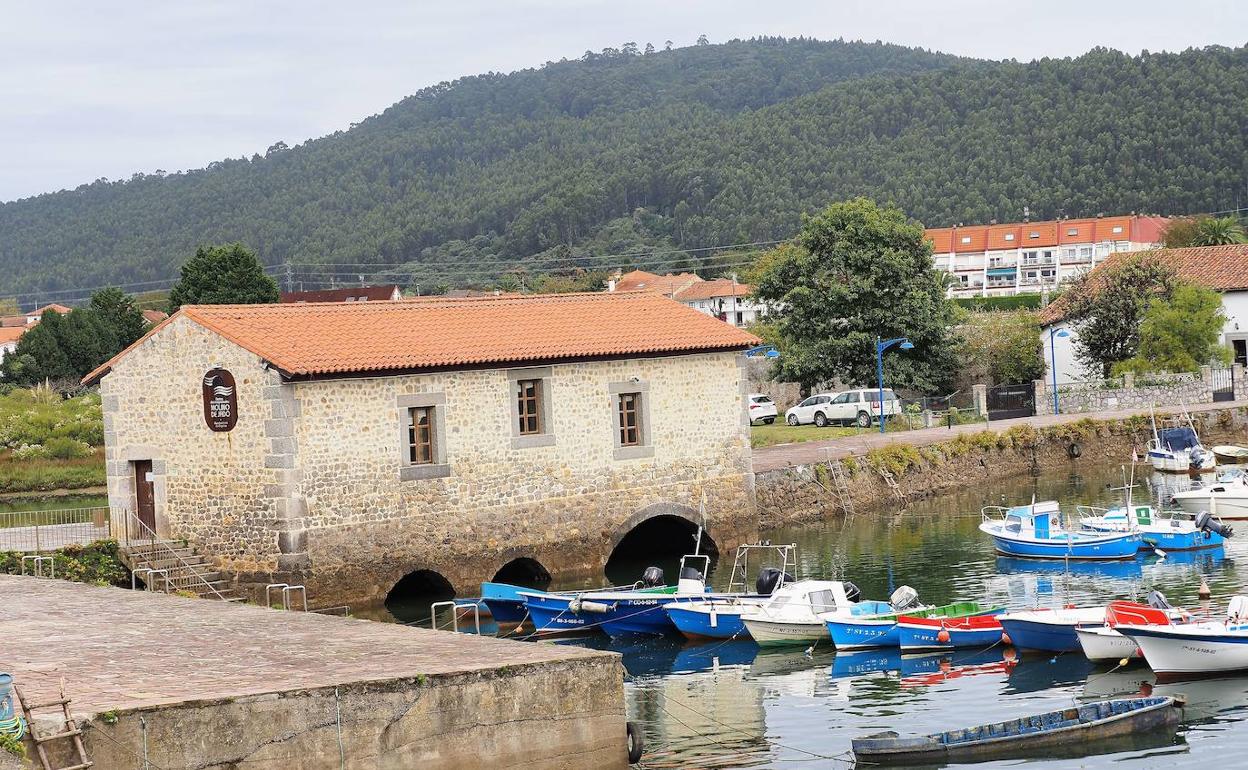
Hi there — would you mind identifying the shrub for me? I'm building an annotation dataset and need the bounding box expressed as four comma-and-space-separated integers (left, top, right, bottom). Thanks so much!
42, 437, 92, 460
0, 539, 127, 586
1002, 424, 1039, 449
865, 444, 922, 477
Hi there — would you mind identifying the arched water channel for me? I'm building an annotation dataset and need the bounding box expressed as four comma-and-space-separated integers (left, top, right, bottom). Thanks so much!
382, 461, 1248, 768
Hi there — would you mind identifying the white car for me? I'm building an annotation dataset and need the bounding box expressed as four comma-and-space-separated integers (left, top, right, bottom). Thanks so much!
785, 388, 901, 428
748, 394, 778, 424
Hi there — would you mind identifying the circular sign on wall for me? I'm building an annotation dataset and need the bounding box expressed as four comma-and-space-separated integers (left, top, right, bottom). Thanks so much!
202, 368, 238, 432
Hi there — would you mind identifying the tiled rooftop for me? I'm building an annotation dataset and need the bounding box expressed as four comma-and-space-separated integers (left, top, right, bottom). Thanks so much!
86, 291, 760, 382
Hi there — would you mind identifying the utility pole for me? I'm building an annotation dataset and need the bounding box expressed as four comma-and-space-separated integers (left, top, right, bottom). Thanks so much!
284, 262, 293, 293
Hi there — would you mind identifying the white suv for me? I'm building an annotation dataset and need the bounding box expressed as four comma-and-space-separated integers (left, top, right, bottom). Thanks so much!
748, 394, 778, 424
785, 388, 900, 428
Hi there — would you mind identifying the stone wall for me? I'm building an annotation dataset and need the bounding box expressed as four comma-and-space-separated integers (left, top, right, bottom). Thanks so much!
756, 405, 1248, 525
743, 356, 801, 410
100, 317, 756, 605
1031, 366, 1241, 415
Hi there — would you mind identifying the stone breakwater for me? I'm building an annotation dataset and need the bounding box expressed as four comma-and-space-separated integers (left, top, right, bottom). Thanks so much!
755, 406, 1248, 526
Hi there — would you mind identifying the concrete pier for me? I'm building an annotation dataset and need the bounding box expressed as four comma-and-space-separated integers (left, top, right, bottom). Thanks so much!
0, 575, 627, 769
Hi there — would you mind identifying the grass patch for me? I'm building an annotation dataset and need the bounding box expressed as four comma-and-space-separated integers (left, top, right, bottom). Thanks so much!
0, 448, 105, 494
750, 422, 858, 448
0, 386, 106, 494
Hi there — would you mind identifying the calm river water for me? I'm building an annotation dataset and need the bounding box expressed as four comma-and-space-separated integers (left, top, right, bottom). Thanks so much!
391, 462, 1248, 769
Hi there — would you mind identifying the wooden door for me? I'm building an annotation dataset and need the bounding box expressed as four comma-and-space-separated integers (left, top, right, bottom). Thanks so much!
133, 460, 156, 534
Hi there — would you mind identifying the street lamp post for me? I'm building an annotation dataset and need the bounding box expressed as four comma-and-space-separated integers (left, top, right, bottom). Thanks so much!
875, 337, 915, 434
1048, 327, 1071, 415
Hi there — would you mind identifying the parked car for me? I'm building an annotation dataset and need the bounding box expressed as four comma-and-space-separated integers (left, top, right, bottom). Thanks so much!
785, 389, 901, 428
748, 394, 778, 424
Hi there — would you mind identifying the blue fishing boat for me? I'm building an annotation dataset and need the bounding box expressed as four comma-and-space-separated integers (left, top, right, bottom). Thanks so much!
980, 500, 1141, 560
997, 607, 1107, 652
664, 542, 798, 640
1079, 504, 1230, 551
896, 611, 1007, 651
479, 582, 533, 623
826, 599, 1001, 650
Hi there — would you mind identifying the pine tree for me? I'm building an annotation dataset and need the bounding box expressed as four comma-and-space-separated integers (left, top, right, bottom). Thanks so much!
167, 244, 280, 311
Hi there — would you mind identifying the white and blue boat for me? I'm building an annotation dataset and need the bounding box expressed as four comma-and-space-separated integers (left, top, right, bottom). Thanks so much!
1147, 411, 1216, 473
1079, 504, 1230, 551
664, 542, 798, 641
980, 500, 1141, 560
997, 606, 1107, 652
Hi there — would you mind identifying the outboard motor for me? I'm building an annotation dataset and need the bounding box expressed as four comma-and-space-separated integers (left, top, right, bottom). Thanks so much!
755, 567, 793, 596
1147, 590, 1173, 611
640, 566, 665, 588
1191, 448, 1214, 470
889, 585, 920, 612
1195, 510, 1234, 539
842, 581, 862, 603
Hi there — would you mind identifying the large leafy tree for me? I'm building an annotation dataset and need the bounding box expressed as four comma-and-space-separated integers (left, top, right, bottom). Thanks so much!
955, 310, 1044, 387
1062, 255, 1177, 378
89, 287, 147, 349
1163, 216, 1247, 248
752, 198, 956, 391
167, 244, 280, 311
1112, 284, 1230, 375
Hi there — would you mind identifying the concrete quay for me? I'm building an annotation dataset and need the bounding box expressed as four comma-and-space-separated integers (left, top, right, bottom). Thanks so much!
0, 575, 627, 769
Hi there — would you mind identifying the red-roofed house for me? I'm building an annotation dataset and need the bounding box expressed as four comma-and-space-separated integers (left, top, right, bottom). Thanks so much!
84, 292, 760, 605
0, 326, 24, 366
1040, 244, 1248, 383
674, 278, 768, 327
927, 215, 1168, 297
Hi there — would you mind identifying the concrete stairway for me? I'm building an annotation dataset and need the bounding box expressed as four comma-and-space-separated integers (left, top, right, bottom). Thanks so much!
122, 541, 244, 601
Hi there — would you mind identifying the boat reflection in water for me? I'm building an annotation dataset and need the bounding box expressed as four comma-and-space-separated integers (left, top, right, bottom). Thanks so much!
1084, 669, 1248, 722
829, 647, 1017, 686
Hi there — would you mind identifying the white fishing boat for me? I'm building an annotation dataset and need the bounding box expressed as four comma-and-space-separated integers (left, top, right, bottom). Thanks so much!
1116, 597, 1248, 680
741, 580, 869, 646
1074, 595, 1187, 662
1213, 445, 1248, 464
1171, 470, 1248, 519
1145, 409, 1215, 473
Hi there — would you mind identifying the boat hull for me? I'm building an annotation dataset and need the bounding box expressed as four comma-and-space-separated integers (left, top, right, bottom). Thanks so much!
479, 582, 533, 624
742, 618, 827, 646
1075, 627, 1141, 661
1117, 624, 1248, 679
665, 602, 753, 640
897, 617, 1005, 652
1172, 492, 1248, 520
826, 618, 901, 650
998, 610, 1106, 652
1141, 527, 1224, 551
986, 532, 1141, 560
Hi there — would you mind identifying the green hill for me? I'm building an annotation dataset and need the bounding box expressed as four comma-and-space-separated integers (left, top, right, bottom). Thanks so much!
3, 38, 1245, 301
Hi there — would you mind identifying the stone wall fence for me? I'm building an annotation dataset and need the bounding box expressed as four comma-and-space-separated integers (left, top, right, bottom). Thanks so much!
744, 356, 802, 410
1033, 364, 1246, 415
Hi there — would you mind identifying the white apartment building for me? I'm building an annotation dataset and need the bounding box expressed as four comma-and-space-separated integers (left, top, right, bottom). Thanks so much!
608, 270, 767, 328
927, 215, 1168, 298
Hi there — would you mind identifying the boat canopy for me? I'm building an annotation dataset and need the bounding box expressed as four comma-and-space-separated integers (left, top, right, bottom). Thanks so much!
1159, 426, 1199, 451
1004, 500, 1061, 519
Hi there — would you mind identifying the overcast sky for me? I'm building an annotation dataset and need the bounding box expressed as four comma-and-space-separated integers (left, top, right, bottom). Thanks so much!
2, 1, 1244, 202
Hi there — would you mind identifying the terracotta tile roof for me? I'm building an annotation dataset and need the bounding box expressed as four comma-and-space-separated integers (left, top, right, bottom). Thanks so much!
674, 279, 753, 302
613, 270, 703, 295
280, 285, 401, 303
1039, 244, 1248, 325
0, 316, 28, 328
33, 304, 73, 316
0, 326, 24, 345
84, 292, 760, 384
927, 216, 1168, 254
141, 310, 168, 324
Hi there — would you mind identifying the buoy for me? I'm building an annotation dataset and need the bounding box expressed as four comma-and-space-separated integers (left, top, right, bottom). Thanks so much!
1199, 580, 1212, 600
937, 629, 951, 644
1118, 657, 1130, 667
1001, 632, 1012, 646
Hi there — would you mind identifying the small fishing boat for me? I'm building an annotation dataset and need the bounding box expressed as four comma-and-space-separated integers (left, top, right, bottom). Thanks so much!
1171, 472, 1248, 520
980, 501, 1141, 560
1146, 410, 1216, 473
1079, 504, 1230, 551
827, 596, 1003, 651
1117, 596, 1248, 680
851, 696, 1183, 765
664, 542, 798, 641
741, 580, 867, 646
1213, 444, 1248, 464
1075, 596, 1187, 662
997, 606, 1107, 652
480, 582, 538, 623
896, 612, 1007, 652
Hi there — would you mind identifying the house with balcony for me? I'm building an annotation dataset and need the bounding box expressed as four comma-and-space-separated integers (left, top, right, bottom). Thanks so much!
927, 215, 1168, 298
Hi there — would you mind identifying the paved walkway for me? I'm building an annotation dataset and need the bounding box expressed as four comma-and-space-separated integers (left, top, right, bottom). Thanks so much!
752, 400, 1248, 473
0, 574, 610, 716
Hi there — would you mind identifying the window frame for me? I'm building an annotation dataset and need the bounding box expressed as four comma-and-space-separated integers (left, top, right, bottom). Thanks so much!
396, 393, 450, 481
609, 380, 653, 460
507, 367, 556, 449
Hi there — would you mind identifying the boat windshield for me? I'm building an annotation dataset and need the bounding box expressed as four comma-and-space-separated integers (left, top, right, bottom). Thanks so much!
808, 589, 838, 612
1159, 427, 1199, 451
1005, 515, 1023, 533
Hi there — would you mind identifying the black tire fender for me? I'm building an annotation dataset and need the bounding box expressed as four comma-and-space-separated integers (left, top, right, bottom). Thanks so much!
627, 720, 644, 763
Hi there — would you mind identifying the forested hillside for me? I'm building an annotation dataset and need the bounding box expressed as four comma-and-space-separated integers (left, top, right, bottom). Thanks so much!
3, 38, 1245, 301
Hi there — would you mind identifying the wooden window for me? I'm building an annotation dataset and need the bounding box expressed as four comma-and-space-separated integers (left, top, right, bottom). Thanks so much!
407, 406, 435, 465
617, 393, 641, 447
516, 379, 543, 435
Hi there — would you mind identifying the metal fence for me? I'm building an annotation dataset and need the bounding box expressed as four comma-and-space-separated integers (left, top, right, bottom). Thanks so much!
0, 507, 111, 553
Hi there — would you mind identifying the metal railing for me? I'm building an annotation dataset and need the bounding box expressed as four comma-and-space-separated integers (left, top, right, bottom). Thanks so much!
0, 507, 110, 553
116, 508, 229, 600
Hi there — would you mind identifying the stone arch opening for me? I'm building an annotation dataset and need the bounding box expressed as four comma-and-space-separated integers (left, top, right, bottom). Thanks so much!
384, 569, 456, 624
492, 557, 552, 590
604, 514, 719, 587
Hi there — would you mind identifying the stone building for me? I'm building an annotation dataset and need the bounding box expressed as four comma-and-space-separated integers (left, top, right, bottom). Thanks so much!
84, 292, 760, 605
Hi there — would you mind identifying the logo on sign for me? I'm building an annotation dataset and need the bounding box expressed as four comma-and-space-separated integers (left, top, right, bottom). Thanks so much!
202, 368, 238, 432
